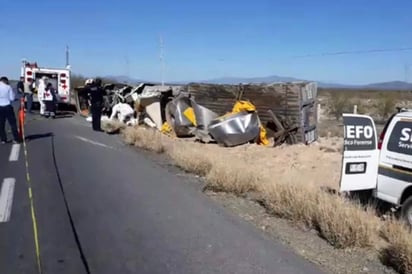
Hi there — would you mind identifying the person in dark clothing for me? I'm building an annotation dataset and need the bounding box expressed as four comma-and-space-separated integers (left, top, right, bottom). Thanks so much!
86, 78, 104, 131
17, 77, 24, 96
44, 83, 57, 118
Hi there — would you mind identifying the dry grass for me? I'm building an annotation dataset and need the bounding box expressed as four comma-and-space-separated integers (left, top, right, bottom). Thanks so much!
102, 120, 126, 134
121, 126, 141, 145
380, 219, 412, 274
122, 126, 166, 153
260, 182, 377, 248
314, 195, 378, 248
260, 182, 318, 227
167, 143, 213, 176
205, 162, 262, 194
118, 125, 412, 272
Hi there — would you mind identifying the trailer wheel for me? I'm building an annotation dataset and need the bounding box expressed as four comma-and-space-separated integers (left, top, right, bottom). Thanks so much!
401, 196, 412, 227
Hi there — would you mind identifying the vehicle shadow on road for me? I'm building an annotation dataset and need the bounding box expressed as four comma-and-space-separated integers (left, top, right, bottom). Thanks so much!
55, 111, 76, 119
25, 132, 54, 142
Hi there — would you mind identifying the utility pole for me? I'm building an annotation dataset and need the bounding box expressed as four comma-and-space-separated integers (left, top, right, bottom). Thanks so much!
125, 55, 130, 84
159, 35, 165, 86
65, 45, 70, 69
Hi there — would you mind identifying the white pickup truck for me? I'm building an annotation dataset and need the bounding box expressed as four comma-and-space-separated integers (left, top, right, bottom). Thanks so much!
340, 109, 412, 226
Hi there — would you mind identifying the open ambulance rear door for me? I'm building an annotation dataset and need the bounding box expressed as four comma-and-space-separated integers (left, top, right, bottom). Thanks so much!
339, 114, 379, 192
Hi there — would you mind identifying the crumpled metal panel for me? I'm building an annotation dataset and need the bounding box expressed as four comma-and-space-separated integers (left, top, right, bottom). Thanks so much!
165, 96, 195, 137
165, 95, 219, 138
208, 111, 260, 147
192, 103, 219, 130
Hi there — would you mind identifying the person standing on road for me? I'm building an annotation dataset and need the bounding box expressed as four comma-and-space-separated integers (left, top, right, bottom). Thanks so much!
17, 76, 24, 97
23, 78, 34, 113
0, 77, 20, 144
86, 78, 104, 131
43, 83, 57, 118
38, 76, 48, 116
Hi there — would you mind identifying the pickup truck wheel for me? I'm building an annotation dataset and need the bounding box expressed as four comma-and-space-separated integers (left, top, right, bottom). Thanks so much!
401, 196, 412, 227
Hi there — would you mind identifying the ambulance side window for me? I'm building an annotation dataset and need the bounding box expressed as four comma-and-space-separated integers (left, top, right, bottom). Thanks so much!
387, 121, 412, 155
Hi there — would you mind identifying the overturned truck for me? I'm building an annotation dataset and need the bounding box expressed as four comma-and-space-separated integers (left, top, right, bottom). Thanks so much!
184, 81, 318, 145
74, 80, 319, 147
160, 81, 318, 147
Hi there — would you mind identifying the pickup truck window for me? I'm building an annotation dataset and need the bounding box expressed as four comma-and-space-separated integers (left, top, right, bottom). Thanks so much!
387, 121, 412, 155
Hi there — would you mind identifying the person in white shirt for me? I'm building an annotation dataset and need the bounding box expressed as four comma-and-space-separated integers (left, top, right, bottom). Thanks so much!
0, 77, 20, 144
37, 76, 48, 116
110, 102, 135, 123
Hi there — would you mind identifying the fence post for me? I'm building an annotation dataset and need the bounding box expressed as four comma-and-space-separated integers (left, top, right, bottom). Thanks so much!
353, 105, 358, 114
317, 103, 321, 123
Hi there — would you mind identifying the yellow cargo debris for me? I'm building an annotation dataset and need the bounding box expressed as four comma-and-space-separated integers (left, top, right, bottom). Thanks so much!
258, 126, 270, 146
231, 100, 269, 146
183, 107, 197, 126
231, 100, 256, 113
161, 121, 173, 134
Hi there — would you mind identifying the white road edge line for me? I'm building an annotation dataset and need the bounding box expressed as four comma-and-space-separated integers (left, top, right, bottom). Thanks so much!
74, 136, 113, 149
0, 178, 16, 223
8, 144, 21, 162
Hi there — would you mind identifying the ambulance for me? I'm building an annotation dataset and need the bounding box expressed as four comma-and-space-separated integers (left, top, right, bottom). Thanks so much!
340, 109, 412, 226
20, 61, 71, 104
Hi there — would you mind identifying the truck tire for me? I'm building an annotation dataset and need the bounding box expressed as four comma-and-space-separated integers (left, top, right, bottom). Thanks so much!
401, 196, 412, 227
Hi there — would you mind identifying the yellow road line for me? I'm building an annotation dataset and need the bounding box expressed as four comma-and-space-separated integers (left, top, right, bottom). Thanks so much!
21, 116, 42, 274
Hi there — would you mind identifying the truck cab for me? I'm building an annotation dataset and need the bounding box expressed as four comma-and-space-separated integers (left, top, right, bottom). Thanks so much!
340, 111, 412, 226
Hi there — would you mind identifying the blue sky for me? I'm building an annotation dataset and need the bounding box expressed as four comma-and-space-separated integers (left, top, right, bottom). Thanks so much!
2, 0, 412, 84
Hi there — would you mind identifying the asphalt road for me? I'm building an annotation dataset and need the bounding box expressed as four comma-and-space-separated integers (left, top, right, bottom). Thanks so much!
0, 111, 325, 274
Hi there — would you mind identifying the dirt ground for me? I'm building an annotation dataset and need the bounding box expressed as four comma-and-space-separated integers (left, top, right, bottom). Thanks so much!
170, 135, 344, 190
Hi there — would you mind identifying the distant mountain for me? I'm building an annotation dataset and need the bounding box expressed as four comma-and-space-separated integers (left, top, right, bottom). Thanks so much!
104, 75, 184, 86
104, 74, 412, 91
203, 76, 412, 90
364, 81, 412, 90
201, 75, 302, 84
103, 75, 146, 85
199, 75, 357, 89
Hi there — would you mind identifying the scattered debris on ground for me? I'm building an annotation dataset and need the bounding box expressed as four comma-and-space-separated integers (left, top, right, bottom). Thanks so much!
74, 81, 319, 148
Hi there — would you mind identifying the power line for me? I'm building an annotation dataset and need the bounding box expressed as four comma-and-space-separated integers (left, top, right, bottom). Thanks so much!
159, 35, 165, 86
292, 46, 412, 58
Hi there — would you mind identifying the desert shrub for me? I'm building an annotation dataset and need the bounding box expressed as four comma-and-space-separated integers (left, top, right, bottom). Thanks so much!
377, 92, 397, 121
329, 92, 351, 120
123, 126, 165, 153
167, 144, 213, 176
205, 163, 261, 194
379, 219, 412, 274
